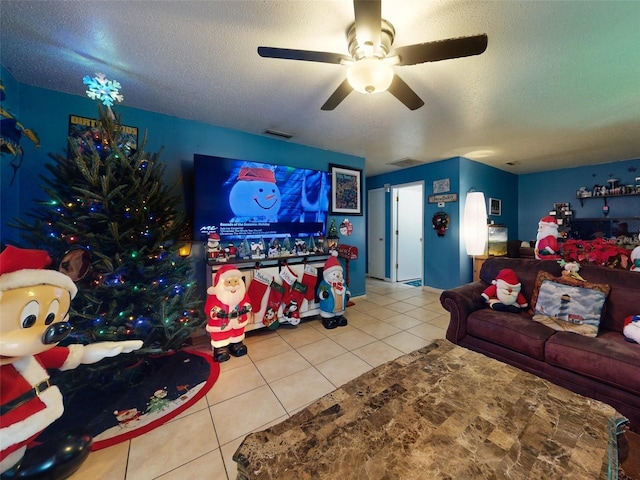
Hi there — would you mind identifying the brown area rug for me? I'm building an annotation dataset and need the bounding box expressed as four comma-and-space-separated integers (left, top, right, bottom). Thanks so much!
235, 339, 624, 479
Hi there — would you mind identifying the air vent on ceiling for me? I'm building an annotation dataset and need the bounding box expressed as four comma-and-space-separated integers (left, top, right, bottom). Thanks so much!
264, 129, 293, 139
387, 158, 425, 168
505, 161, 522, 166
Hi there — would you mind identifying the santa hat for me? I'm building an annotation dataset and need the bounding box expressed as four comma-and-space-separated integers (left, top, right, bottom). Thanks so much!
208, 232, 220, 241
538, 216, 558, 227
213, 264, 241, 286
323, 255, 342, 276
238, 167, 276, 183
494, 268, 520, 287
0, 245, 77, 298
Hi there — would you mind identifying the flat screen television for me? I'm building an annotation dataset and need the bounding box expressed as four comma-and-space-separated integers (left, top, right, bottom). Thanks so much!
193, 154, 330, 240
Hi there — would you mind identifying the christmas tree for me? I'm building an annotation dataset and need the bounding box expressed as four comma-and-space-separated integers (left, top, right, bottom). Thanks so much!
13, 105, 204, 391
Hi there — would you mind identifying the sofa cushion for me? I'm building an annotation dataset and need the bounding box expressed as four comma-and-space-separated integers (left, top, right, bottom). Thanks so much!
530, 272, 610, 337
545, 330, 640, 395
467, 309, 556, 360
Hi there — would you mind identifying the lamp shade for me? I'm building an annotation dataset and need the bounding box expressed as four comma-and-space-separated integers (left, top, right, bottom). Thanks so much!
463, 192, 487, 256
347, 58, 394, 94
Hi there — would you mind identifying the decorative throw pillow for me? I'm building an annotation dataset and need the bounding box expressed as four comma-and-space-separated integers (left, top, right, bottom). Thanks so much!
530, 271, 610, 337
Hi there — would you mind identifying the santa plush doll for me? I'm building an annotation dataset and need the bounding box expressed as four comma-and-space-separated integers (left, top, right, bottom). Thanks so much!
630, 245, 640, 272
481, 268, 528, 313
205, 265, 252, 362
623, 315, 640, 343
535, 216, 561, 260
0, 246, 142, 477
317, 255, 350, 329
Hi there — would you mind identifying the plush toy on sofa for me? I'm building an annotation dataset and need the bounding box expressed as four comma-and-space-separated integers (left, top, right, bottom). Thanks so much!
481, 268, 528, 313
0, 246, 143, 479
624, 315, 640, 343
631, 245, 640, 272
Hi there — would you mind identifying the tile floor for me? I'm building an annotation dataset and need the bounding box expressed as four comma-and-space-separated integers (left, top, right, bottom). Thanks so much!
69, 278, 447, 480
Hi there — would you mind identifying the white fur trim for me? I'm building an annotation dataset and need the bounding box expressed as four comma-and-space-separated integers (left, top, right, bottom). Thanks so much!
1, 446, 26, 474
0, 269, 77, 298
59, 344, 84, 371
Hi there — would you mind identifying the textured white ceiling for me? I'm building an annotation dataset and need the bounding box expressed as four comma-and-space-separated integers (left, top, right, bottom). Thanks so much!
1, 0, 639, 176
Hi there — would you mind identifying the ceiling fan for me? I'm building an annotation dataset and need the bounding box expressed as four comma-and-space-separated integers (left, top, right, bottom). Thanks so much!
257, 0, 487, 111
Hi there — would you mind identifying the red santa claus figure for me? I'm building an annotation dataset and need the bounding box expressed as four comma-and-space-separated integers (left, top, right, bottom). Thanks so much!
0, 246, 142, 478
534, 216, 561, 260
205, 265, 252, 362
481, 268, 528, 313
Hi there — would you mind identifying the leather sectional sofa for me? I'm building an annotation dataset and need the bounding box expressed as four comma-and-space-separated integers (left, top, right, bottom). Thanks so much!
440, 256, 640, 432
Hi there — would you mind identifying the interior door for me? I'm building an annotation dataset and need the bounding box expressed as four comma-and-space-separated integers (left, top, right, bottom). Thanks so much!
367, 188, 386, 279
395, 184, 423, 282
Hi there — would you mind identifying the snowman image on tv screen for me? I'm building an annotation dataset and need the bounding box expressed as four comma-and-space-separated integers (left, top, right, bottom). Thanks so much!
229, 165, 281, 222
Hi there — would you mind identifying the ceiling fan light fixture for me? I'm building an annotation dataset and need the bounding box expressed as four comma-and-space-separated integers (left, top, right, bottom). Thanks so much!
347, 58, 393, 94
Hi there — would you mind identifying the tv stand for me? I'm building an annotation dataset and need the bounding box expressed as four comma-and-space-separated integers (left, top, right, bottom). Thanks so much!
207, 253, 332, 332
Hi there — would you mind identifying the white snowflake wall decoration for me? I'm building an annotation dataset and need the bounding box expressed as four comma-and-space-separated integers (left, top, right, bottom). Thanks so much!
83, 72, 123, 107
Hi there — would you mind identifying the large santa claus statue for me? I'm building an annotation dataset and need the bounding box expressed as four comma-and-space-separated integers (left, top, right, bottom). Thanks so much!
317, 255, 350, 329
481, 268, 528, 313
0, 246, 142, 478
535, 215, 561, 260
205, 265, 252, 362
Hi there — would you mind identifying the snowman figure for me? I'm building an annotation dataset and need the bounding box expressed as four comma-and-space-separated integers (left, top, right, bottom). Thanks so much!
317, 255, 350, 329
229, 166, 281, 222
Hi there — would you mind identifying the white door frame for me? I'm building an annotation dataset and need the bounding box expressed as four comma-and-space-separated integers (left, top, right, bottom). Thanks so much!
390, 181, 424, 283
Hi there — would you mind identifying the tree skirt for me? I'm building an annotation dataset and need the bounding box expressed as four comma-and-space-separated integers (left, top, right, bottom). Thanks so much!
38, 350, 219, 451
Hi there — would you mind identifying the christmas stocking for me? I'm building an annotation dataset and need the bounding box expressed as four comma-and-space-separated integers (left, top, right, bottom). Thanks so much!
263, 280, 285, 329
283, 281, 307, 324
301, 264, 318, 302
279, 265, 298, 305
247, 270, 270, 311
279, 265, 299, 324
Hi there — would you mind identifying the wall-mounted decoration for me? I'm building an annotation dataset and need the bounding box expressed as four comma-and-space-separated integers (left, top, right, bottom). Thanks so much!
433, 178, 450, 194
329, 164, 362, 215
428, 193, 458, 204
339, 218, 353, 236
490, 197, 502, 216
68, 115, 138, 160
432, 212, 450, 236
1, 80, 41, 184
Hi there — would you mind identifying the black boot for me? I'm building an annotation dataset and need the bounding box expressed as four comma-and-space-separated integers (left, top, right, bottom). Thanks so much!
229, 342, 248, 357
213, 346, 230, 363
1, 429, 92, 480
322, 317, 338, 329
337, 315, 348, 327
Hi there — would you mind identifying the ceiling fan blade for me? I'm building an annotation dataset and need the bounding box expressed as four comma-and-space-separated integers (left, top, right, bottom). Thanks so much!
387, 75, 424, 110
258, 46, 349, 65
353, 0, 381, 52
394, 34, 488, 66
321, 79, 353, 111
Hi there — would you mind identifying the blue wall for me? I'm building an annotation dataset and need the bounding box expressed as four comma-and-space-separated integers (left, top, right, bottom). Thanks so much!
518, 159, 640, 242
0, 68, 367, 297
368, 157, 518, 289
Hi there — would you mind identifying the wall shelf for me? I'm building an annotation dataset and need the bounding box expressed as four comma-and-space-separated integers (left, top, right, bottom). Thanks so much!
576, 192, 640, 207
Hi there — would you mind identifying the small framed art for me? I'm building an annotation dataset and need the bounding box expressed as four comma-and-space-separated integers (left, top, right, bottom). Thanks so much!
489, 197, 502, 216
329, 164, 362, 215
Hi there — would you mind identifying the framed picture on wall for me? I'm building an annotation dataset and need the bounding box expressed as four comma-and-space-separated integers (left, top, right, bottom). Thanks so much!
329, 164, 362, 215
490, 197, 502, 216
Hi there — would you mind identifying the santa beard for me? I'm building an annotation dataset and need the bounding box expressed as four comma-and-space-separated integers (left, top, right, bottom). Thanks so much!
537, 225, 557, 241
215, 284, 245, 308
